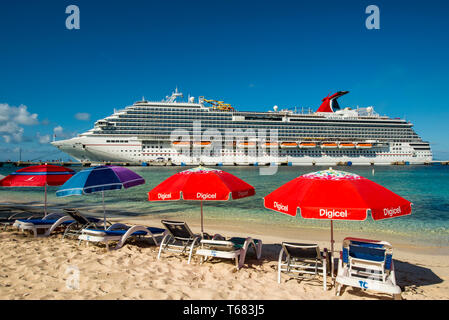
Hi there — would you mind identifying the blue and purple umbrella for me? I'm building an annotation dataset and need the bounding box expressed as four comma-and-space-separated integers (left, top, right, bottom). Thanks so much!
56, 166, 145, 228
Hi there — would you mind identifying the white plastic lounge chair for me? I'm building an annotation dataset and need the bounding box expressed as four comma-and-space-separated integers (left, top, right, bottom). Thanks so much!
78, 223, 166, 250
196, 235, 263, 270
61, 208, 111, 239
277, 242, 329, 291
335, 237, 401, 299
12, 213, 73, 237
0, 208, 45, 230
157, 220, 202, 264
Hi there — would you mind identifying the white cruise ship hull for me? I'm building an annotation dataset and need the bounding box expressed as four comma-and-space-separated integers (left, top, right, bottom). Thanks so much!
52, 135, 432, 165
51, 89, 433, 166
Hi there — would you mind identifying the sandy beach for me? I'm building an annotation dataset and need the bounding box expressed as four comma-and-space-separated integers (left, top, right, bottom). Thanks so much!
0, 202, 448, 300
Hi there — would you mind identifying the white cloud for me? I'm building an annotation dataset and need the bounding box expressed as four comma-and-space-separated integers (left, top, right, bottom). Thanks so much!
36, 132, 51, 144
0, 103, 38, 125
0, 103, 39, 143
53, 125, 77, 139
54, 125, 64, 136
2, 135, 11, 143
75, 112, 90, 121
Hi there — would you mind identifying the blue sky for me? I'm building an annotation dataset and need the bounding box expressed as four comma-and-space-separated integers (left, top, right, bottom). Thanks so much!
0, 0, 448, 161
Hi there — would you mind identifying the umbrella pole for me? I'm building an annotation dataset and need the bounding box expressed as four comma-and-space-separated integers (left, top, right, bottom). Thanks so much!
102, 190, 106, 230
330, 220, 335, 279
44, 183, 47, 217
200, 199, 204, 235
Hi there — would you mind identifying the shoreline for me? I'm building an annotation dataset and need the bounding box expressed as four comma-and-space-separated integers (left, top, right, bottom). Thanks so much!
2, 198, 449, 253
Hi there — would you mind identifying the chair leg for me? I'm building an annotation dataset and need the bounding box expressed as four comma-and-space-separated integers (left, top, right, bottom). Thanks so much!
157, 234, 171, 260
335, 283, 342, 296
277, 249, 285, 284
323, 259, 327, 291
187, 237, 200, 264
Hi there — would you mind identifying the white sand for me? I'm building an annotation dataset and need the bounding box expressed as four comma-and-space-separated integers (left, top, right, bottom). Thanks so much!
0, 203, 448, 300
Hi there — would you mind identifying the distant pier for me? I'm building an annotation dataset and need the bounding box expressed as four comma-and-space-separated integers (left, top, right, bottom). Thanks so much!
0, 160, 448, 168
0, 161, 136, 167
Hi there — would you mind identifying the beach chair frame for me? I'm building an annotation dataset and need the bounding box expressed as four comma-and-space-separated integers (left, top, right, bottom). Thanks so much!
196, 235, 263, 270
335, 237, 401, 299
277, 242, 329, 291
12, 213, 72, 237
61, 208, 111, 239
1, 209, 44, 230
157, 220, 202, 264
78, 223, 167, 250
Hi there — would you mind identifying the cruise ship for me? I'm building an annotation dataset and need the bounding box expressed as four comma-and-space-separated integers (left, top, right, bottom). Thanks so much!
51, 89, 432, 166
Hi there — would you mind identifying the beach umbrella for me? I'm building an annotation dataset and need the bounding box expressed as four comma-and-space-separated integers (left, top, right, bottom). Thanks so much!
148, 166, 255, 234
263, 168, 412, 273
0, 164, 75, 216
56, 165, 145, 229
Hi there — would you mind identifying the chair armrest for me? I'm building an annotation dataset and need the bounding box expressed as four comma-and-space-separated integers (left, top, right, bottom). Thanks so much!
212, 233, 225, 240
201, 239, 235, 246
107, 223, 129, 231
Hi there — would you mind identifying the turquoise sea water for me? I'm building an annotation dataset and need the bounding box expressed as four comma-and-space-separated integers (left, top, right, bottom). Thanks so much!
1, 165, 449, 245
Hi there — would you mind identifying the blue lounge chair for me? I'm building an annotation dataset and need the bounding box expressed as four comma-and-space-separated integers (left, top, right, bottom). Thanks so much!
1, 208, 45, 230
335, 237, 401, 299
78, 223, 166, 250
13, 213, 73, 237
61, 208, 110, 239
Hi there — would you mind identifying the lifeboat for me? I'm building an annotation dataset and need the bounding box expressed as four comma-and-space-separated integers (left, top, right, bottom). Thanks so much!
356, 143, 373, 149
280, 142, 297, 148
238, 141, 257, 148
263, 142, 279, 148
299, 142, 316, 148
224, 141, 236, 147
320, 142, 338, 149
172, 141, 190, 147
339, 143, 356, 149
193, 141, 212, 147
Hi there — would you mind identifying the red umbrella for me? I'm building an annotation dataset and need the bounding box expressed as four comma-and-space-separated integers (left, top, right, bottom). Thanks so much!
0, 164, 75, 215
148, 166, 255, 234
264, 168, 412, 271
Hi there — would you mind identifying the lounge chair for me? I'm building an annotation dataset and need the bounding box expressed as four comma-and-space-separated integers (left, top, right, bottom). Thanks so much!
78, 223, 166, 250
0, 208, 45, 230
335, 237, 401, 299
157, 220, 203, 264
196, 235, 263, 270
12, 213, 74, 237
277, 242, 329, 291
61, 208, 110, 239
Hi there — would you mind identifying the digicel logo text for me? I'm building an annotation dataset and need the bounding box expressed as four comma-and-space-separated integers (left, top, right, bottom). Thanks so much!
158, 193, 172, 200
384, 206, 401, 217
197, 193, 217, 200
274, 202, 288, 212
319, 209, 348, 219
